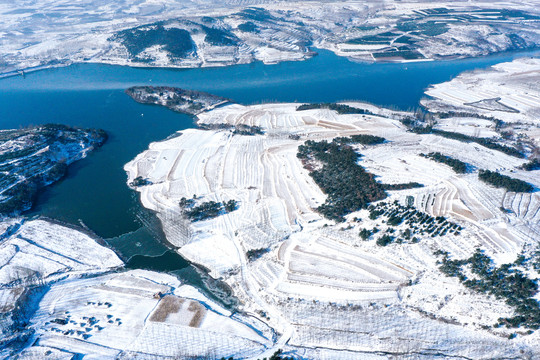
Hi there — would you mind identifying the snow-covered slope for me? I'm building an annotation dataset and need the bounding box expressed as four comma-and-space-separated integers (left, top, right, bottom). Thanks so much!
125, 102, 540, 358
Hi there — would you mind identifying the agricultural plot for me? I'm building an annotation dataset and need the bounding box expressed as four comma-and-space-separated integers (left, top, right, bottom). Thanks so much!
0, 219, 122, 287
327, 3, 540, 63
423, 57, 540, 150
126, 99, 540, 357
0, 218, 272, 359
24, 271, 271, 359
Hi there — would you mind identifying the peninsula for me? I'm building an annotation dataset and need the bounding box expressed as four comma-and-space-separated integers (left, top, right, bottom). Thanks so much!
0, 124, 107, 216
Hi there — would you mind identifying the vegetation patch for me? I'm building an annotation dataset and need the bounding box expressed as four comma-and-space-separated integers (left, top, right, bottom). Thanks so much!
334, 134, 385, 145
367, 201, 460, 246
382, 182, 423, 191
436, 249, 540, 330
421, 152, 468, 173
198, 123, 264, 136
202, 25, 239, 46
129, 176, 152, 187
113, 24, 195, 60
521, 158, 540, 171
237, 21, 259, 33
373, 49, 424, 60
180, 197, 238, 222
397, 20, 449, 36
412, 127, 524, 158
297, 136, 426, 221
246, 248, 270, 261
236, 7, 277, 22
346, 31, 399, 45
478, 170, 534, 193
297, 139, 386, 222
296, 103, 377, 116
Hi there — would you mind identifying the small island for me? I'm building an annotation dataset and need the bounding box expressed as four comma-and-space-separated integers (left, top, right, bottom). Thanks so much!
125, 86, 230, 116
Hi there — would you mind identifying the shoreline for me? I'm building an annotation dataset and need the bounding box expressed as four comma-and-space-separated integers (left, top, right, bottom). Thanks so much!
3, 47, 540, 82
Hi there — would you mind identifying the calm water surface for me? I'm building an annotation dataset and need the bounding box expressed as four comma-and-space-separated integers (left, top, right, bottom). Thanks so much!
0, 49, 538, 263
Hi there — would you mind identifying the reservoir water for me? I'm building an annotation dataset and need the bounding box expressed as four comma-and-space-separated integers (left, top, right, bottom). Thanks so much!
0, 48, 538, 275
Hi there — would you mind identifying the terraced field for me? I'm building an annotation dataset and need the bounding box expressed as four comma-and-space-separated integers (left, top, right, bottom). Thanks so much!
126, 101, 540, 357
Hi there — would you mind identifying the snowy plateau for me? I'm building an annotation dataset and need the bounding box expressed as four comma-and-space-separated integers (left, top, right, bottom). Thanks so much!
1, 1, 540, 359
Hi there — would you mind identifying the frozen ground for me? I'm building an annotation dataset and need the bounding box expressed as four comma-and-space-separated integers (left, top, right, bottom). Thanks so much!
0, 219, 274, 359
0, 219, 122, 287
126, 100, 540, 358
423, 57, 540, 151
23, 270, 272, 359
2, 0, 540, 75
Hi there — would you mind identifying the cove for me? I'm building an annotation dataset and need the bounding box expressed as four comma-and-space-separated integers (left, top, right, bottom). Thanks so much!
0, 48, 538, 263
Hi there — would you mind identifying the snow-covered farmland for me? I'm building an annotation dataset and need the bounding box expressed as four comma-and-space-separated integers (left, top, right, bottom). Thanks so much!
23, 270, 272, 359
0, 219, 122, 287
126, 101, 540, 357
0, 219, 273, 359
424, 57, 540, 147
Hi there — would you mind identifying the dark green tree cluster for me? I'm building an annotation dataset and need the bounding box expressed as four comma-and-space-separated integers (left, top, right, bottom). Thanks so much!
373, 49, 424, 60
198, 123, 263, 136
521, 158, 540, 171
376, 234, 394, 246
129, 176, 151, 187
180, 198, 238, 221
437, 111, 499, 121
201, 25, 239, 46
232, 124, 264, 136
237, 21, 259, 33
397, 20, 449, 36
478, 169, 534, 193
412, 128, 524, 158
345, 31, 399, 45
421, 152, 467, 173
359, 228, 373, 240
0, 181, 37, 215
114, 24, 195, 59
436, 249, 540, 330
367, 201, 461, 245
235, 7, 276, 22
334, 134, 385, 145
382, 182, 423, 190
246, 248, 270, 261
297, 139, 386, 221
296, 103, 376, 116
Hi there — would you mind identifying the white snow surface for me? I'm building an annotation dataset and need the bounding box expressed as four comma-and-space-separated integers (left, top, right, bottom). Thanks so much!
424, 57, 540, 147
25, 270, 272, 359
125, 101, 540, 358
2, 0, 540, 75
0, 219, 122, 286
